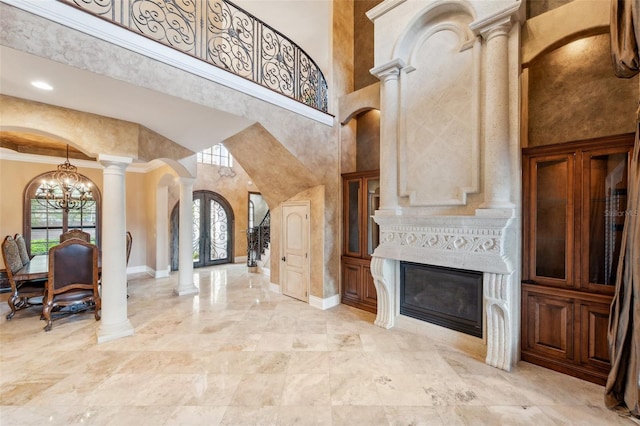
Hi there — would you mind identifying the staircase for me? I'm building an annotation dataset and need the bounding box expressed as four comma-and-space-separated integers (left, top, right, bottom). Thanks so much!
247, 211, 270, 275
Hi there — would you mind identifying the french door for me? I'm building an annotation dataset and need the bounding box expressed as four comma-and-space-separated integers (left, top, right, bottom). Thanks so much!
171, 191, 234, 270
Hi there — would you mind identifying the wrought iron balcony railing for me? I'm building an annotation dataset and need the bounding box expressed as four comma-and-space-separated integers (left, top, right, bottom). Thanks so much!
59, 0, 328, 112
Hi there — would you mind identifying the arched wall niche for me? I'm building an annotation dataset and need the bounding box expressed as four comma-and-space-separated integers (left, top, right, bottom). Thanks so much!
521, 0, 610, 67
522, 2, 638, 147
392, 2, 480, 207
339, 83, 381, 174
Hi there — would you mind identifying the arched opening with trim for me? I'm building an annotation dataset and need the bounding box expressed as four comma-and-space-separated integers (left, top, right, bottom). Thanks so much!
23, 171, 102, 255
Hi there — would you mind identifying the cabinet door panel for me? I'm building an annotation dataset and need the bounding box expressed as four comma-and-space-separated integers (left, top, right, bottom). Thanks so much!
529, 154, 575, 287
582, 147, 630, 292
579, 302, 611, 370
525, 292, 574, 360
344, 178, 363, 257
342, 261, 362, 301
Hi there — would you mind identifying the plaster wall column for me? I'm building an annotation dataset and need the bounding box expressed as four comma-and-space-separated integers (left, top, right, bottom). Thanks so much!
97, 155, 134, 343
155, 185, 169, 278
175, 176, 199, 296
371, 59, 405, 210
478, 19, 515, 209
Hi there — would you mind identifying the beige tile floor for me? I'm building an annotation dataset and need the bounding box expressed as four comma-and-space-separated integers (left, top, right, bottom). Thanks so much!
0, 263, 635, 425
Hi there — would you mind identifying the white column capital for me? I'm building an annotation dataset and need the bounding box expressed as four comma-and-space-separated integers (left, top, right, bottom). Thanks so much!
478, 19, 512, 41
370, 58, 406, 81
98, 154, 134, 166
469, 3, 520, 40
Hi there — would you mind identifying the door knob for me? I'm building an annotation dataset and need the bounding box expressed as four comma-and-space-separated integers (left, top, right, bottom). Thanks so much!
281, 256, 286, 262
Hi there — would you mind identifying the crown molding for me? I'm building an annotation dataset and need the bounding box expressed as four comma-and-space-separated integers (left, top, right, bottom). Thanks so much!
0, 148, 160, 173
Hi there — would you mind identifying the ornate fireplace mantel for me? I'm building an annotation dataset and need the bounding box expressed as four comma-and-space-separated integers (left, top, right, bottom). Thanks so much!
371, 209, 519, 371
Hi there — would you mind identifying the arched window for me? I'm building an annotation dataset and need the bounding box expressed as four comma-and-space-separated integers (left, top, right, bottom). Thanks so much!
24, 172, 101, 255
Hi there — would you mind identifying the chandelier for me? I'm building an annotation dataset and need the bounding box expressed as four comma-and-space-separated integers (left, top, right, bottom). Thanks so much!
35, 145, 94, 212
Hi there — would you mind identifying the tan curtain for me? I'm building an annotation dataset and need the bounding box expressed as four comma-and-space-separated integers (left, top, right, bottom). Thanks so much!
607, 0, 640, 419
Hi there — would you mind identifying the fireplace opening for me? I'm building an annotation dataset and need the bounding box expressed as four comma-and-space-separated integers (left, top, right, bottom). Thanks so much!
400, 262, 483, 338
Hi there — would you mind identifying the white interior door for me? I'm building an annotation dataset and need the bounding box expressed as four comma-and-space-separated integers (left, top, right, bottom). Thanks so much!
281, 202, 309, 302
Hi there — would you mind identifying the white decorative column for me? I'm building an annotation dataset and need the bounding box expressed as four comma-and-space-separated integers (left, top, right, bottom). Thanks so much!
174, 177, 198, 296
371, 59, 405, 210
472, 17, 515, 209
97, 155, 134, 343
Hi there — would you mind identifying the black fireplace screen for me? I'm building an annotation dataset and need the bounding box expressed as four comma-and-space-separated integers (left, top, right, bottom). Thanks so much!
400, 262, 483, 338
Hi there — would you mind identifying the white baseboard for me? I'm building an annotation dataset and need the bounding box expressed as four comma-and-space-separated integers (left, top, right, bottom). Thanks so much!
309, 293, 340, 310
234, 256, 248, 264
154, 266, 170, 278
269, 282, 280, 293
126, 265, 168, 278
127, 265, 154, 276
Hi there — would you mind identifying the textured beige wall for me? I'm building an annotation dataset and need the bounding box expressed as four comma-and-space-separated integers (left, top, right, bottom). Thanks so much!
526, 0, 574, 19
354, 0, 383, 90
527, 33, 638, 146
143, 164, 178, 272
124, 170, 150, 269
0, 96, 193, 162
356, 109, 380, 171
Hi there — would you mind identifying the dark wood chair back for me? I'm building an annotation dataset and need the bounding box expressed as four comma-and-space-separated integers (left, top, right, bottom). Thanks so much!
1, 236, 45, 320
60, 229, 91, 243
43, 238, 101, 331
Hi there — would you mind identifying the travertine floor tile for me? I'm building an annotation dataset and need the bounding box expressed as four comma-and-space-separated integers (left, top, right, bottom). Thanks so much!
0, 264, 633, 425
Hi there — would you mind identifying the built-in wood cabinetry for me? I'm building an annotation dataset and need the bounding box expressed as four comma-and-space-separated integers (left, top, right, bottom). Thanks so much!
341, 170, 380, 313
522, 134, 634, 385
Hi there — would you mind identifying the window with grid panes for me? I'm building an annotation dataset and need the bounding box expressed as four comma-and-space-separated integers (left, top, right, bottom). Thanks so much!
24, 172, 101, 255
196, 143, 233, 167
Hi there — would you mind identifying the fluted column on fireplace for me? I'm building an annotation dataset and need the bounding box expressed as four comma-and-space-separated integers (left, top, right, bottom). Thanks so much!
484, 271, 517, 370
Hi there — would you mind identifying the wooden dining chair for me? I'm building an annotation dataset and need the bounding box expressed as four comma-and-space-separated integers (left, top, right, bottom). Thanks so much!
42, 238, 101, 331
13, 234, 31, 266
59, 229, 91, 243
1, 236, 45, 320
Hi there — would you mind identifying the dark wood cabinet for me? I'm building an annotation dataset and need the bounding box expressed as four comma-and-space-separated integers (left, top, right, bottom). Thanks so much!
341, 170, 379, 313
521, 134, 634, 385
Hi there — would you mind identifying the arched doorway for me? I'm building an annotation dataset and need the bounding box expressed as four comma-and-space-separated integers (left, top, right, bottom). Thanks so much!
170, 190, 234, 270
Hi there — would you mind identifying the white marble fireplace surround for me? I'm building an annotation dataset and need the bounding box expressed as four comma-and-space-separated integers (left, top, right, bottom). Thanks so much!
371, 210, 519, 371
367, 0, 524, 371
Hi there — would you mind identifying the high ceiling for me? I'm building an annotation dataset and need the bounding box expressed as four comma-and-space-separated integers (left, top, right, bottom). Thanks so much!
0, 45, 252, 161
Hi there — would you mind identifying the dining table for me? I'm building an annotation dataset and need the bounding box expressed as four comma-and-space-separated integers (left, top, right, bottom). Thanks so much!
13, 254, 49, 281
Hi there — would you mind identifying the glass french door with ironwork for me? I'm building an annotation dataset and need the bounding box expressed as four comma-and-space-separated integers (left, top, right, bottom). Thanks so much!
171, 191, 234, 270
192, 191, 233, 267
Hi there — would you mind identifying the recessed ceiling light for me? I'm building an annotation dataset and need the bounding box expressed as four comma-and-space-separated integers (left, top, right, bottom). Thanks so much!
31, 80, 53, 91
